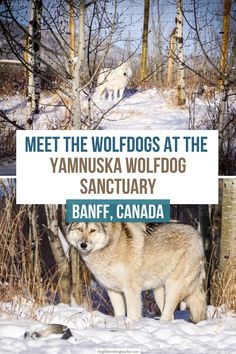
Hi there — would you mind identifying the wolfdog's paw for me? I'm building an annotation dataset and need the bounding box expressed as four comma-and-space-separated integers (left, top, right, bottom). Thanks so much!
122, 317, 138, 329
24, 324, 73, 340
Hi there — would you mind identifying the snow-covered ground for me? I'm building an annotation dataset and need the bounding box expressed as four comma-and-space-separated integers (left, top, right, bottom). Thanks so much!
0, 304, 236, 354
96, 89, 192, 130
0, 88, 208, 131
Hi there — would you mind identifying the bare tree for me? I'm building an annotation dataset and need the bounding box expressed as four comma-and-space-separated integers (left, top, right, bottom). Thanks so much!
28, 0, 43, 126
167, 28, 176, 86
175, 0, 185, 105
45, 205, 71, 304
140, 0, 150, 81
151, 0, 163, 83
218, 0, 232, 166
69, 0, 76, 76
179, 0, 236, 174
72, 0, 85, 129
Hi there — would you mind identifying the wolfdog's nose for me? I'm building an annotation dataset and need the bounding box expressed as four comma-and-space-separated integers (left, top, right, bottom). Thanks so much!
80, 241, 87, 249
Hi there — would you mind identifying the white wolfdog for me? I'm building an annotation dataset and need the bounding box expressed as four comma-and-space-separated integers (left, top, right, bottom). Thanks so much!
96, 62, 132, 100
67, 222, 206, 323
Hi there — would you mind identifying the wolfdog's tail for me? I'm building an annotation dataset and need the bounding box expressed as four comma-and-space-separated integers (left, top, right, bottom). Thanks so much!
186, 263, 207, 323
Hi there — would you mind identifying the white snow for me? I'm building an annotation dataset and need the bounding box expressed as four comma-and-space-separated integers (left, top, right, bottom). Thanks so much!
0, 303, 236, 354
94, 89, 191, 130
0, 89, 207, 131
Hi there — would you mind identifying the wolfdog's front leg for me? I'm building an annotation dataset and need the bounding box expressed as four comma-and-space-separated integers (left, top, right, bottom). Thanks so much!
119, 88, 125, 99
124, 287, 142, 320
107, 289, 125, 317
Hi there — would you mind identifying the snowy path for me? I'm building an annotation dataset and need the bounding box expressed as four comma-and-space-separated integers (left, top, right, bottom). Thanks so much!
97, 89, 190, 130
0, 305, 236, 354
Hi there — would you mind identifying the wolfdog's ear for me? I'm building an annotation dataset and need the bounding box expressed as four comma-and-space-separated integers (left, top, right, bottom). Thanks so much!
102, 222, 123, 234
101, 222, 111, 231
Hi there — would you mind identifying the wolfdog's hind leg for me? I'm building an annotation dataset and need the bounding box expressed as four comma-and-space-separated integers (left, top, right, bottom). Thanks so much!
153, 286, 165, 314
160, 281, 183, 321
107, 289, 126, 317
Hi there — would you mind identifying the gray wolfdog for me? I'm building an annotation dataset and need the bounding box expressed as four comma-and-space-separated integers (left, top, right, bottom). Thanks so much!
67, 222, 206, 323
24, 222, 206, 339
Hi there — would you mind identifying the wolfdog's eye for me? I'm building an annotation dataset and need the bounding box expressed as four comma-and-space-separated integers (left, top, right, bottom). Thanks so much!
90, 229, 96, 233
77, 227, 83, 232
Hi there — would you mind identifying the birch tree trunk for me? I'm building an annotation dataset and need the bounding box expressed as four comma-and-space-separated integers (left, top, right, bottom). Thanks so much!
216, 179, 236, 307
70, 0, 86, 301
219, 179, 236, 273
58, 204, 83, 305
72, 0, 85, 129
229, 32, 236, 75
27, 1, 34, 113
69, 0, 75, 76
152, 0, 163, 83
27, 204, 43, 300
175, 0, 185, 105
167, 28, 176, 86
24, 34, 29, 97
45, 205, 71, 304
140, 0, 150, 81
27, 0, 42, 126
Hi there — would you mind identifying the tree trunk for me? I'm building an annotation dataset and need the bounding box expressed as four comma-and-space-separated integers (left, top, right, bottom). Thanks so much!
229, 32, 236, 75
220, 0, 231, 80
69, 0, 75, 76
175, 0, 185, 105
167, 28, 176, 85
140, 0, 150, 81
25, 204, 46, 302
152, 0, 163, 83
23, 33, 29, 97
45, 205, 71, 304
72, 0, 85, 129
214, 179, 236, 309
219, 179, 236, 273
28, 0, 42, 126
58, 204, 84, 305
218, 0, 231, 172
218, 88, 229, 175
157, 0, 163, 83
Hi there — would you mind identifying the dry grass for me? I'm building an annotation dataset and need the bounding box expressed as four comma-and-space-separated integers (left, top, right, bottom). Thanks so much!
210, 258, 236, 315
0, 188, 57, 313
0, 125, 16, 161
